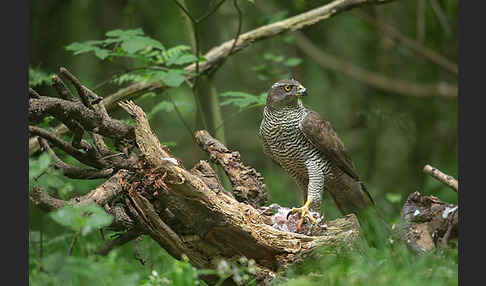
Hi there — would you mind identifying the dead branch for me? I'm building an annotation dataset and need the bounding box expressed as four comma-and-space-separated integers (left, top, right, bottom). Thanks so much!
423, 164, 458, 192
396, 192, 458, 253
38, 138, 114, 179
29, 0, 398, 155
195, 130, 268, 208
29, 96, 134, 141
30, 170, 130, 210
292, 32, 458, 97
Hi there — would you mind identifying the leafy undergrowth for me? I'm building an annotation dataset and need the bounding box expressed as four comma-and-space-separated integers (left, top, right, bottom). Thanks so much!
279, 243, 457, 286
29, 230, 457, 286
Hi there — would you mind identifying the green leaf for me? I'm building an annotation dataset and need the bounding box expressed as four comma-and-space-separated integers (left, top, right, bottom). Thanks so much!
49, 204, 113, 235
121, 37, 148, 54
153, 69, 186, 87
283, 57, 303, 67
137, 37, 164, 50
220, 91, 267, 111
168, 54, 198, 66
65, 42, 97, 55
94, 48, 111, 59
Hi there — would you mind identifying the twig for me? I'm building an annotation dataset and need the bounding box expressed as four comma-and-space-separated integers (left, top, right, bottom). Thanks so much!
30, 126, 106, 169
228, 0, 242, 56
30, 171, 129, 211
423, 164, 458, 192
38, 138, 114, 179
215, 0, 243, 72
292, 32, 457, 97
168, 93, 194, 136
134, 236, 146, 265
197, 0, 227, 23
51, 75, 77, 102
173, 0, 212, 130
68, 232, 79, 256
429, 0, 452, 37
60, 67, 99, 109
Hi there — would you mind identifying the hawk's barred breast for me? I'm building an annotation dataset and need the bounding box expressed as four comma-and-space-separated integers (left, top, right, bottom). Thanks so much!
259, 101, 333, 202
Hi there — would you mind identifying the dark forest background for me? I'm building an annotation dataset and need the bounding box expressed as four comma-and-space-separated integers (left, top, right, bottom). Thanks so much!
29, 1, 458, 285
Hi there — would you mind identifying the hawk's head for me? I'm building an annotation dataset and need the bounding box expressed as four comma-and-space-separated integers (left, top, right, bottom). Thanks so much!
266, 79, 307, 110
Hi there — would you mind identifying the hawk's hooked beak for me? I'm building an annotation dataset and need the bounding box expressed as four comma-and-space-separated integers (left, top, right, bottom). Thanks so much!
295, 85, 307, 97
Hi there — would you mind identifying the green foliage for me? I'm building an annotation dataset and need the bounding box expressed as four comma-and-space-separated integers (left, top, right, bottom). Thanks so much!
66, 29, 201, 88
30, 250, 141, 286
220, 91, 267, 111
281, 244, 457, 286
29, 67, 53, 87
49, 204, 114, 235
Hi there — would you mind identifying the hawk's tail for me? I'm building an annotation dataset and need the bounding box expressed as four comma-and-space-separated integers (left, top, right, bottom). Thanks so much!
359, 181, 375, 206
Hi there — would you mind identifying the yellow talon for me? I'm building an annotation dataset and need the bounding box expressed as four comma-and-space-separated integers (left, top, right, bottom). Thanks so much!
287, 200, 317, 231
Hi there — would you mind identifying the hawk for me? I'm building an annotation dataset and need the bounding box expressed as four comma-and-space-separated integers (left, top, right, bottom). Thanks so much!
259, 79, 374, 230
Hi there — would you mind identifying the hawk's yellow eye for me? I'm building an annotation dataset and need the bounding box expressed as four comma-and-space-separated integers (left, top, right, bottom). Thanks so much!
283, 85, 292, 92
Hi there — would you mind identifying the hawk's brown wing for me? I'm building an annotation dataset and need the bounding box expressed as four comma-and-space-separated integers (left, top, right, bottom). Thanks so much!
300, 110, 360, 181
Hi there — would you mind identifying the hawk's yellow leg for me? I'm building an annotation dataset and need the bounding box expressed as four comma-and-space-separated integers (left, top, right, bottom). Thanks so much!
287, 199, 317, 231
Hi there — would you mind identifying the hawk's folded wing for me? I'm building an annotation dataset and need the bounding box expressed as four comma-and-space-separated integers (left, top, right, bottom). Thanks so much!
300, 110, 360, 181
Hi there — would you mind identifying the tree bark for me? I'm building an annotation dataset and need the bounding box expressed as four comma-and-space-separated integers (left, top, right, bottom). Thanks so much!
396, 192, 458, 253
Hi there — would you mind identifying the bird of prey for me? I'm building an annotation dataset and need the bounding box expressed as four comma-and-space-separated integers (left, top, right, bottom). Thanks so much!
259, 79, 374, 230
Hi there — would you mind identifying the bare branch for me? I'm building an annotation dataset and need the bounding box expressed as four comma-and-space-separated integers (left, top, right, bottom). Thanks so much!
38, 138, 114, 179
29, 88, 41, 99
292, 32, 457, 97
30, 187, 68, 212
423, 164, 458, 192
30, 170, 131, 210
29, 126, 105, 168
60, 67, 100, 108
52, 75, 77, 102
29, 97, 134, 141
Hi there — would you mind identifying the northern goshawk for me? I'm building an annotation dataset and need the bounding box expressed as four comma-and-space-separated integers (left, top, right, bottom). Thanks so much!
259, 79, 374, 230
